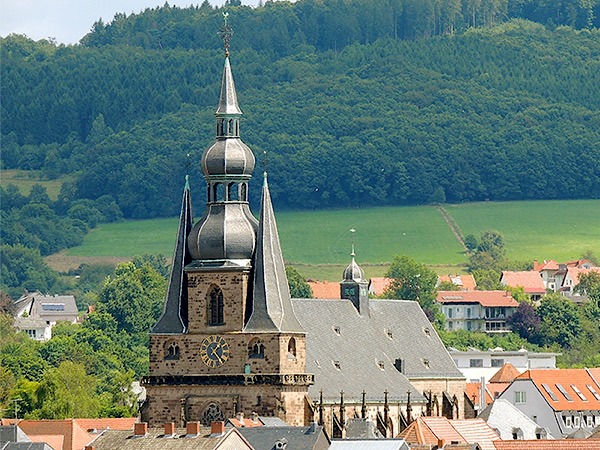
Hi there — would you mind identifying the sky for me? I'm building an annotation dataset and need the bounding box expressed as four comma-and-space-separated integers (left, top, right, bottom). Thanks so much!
0, 0, 259, 45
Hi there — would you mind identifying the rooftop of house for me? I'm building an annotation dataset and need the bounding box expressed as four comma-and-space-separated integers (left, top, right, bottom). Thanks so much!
16, 419, 95, 450
307, 280, 341, 300
436, 291, 518, 308
466, 382, 493, 407
398, 417, 499, 450
564, 267, 600, 284
500, 271, 546, 294
437, 275, 477, 291
329, 439, 409, 449
237, 424, 329, 450
489, 363, 520, 384
515, 368, 600, 411
493, 440, 600, 450
478, 399, 555, 440
14, 292, 78, 319
367, 277, 392, 296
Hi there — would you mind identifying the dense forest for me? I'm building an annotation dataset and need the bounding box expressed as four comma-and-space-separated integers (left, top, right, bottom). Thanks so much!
1, 0, 600, 219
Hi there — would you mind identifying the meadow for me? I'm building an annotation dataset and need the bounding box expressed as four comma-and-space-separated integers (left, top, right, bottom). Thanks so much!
1, 170, 68, 200
58, 200, 600, 280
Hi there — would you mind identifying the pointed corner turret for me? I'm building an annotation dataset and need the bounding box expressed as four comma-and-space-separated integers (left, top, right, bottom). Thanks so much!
216, 56, 243, 116
341, 230, 370, 316
152, 178, 193, 333
246, 173, 304, 333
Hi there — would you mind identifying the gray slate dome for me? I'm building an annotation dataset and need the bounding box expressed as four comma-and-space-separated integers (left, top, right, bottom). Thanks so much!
343, 257, 365, 282
201, 139, 255, 178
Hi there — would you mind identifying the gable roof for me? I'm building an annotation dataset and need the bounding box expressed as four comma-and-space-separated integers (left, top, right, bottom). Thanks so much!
307, 281, 341, 300
292, 298, 463, 403
88, 426, 252, 450
17, 420, 94, 450
466, 382, 493, 407
493, 440, 600, 450
563, 267, 600, 286
478, 399, 554, 440
329, 440, 409, 449
398, 417, 499, 450
536, 260, 559, 271
238, 425, 329, 450
436, 291, 518, 308
437, 275, 477, 291
515, 368, 600, 411
14, 292, 78, 319
500, 271, 546, 294
74, 418, 137, 432
489, 363, 520, 384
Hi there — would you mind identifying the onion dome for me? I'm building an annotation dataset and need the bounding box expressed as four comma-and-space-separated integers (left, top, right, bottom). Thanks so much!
343, 255, 366, 282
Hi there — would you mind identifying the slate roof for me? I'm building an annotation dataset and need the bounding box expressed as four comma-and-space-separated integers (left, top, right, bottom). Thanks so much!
153, 178, 193, 334
292, 298, 463, 403
436, 291, 518, 308
216, 56, 242, 116
237, 425, 329, 450
88, 426, 252, 450
329, 440, 409, 450
516, 368, 600, 411
246, 176, 303, 333
478, 399, 554, 440
14, 293, 78, 320
493, 440, 600, 450
0, 445, 54, 450
500, 271, 545, 294
0, 426, 30, 444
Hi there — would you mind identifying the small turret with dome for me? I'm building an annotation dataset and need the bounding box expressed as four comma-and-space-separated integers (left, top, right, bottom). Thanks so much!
340, 229, 370, 316
187, 15, 258, 262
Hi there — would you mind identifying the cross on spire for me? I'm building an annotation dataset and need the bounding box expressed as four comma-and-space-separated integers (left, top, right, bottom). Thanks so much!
219, 12, 234, 56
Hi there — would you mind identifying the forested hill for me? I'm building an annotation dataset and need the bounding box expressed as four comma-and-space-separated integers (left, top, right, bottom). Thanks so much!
1, 2, 600, 218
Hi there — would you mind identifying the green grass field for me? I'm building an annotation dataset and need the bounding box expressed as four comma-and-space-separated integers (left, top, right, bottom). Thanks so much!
61, 199, 600, 280
1, 170, 69, 201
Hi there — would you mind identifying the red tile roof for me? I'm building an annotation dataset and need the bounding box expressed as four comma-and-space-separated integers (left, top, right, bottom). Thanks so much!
466, 382, 493, 406
536, 260, 559, 271
28, 434, 64, 450
227, 417, 263, 428
398, 417, 499, 450
494, 440, 600, 450
74, 418, 136, 432
368, 277, 392, 296
307, 281, 340, 299
18, 419, 95, 450
564, 267, 600, 285
436, 291, 518, 308
438, 275, 477, 291
516, 368, 600, 411
489, 363, 520, 384
500, 271, 546, 294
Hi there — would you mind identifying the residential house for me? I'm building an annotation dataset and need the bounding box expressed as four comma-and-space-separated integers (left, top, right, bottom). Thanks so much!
499, 272, 546, 302
16, 419, 96, 450
13, 292, 78, 341
237, 423, 330, 450
437, 275, 477, 291
436, 291, 518, 333
87, 422, 253, 450
307, 281, 341, 299
561, 266, 600, 298
448, 348, 558, 384
497, 368, 600, 438
464, 363, 521, 417
478, 399, 554, 440
330, 439, 410, 449
398, 417, 499, 450
0, 425, 54, 450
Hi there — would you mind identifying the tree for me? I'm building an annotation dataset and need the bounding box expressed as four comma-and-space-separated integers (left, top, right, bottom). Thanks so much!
468, 230, 506, 271
286, 266, 313, 298
538, 293, 582, 348
97, 262, 166, 334
384, 255, 442, 325
575, 271, 600, 304
464, 234, 478, 252
0, 292, 15, 315
471, 268, 502, 290
507, 301, 541, 342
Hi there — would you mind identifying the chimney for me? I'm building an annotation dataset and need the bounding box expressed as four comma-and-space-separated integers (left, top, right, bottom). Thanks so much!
437, 438, 446, 449
533, 260, 539, 270
186, 421, 201, 436
134, 422, 148, 437
164, 422, 175, 436
308, 422, 318, 434
211, 421, 225, 436
236, 411, 244, 423
251, 411, 259, 423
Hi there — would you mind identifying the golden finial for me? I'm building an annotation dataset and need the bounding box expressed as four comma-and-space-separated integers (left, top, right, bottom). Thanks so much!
219, 12, 233, 57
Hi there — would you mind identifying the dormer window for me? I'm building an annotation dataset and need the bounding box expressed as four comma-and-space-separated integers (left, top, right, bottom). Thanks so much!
333, 325, 341, 336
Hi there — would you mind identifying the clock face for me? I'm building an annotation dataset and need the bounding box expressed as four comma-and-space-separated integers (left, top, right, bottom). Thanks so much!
200, 335, 230, 368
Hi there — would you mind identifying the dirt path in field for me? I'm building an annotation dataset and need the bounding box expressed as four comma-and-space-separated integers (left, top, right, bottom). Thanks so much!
435, 205, 468, 252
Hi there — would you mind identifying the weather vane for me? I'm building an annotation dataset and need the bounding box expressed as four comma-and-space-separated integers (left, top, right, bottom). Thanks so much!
350, 228, 356, 257
263, 150, 268, 179
219, 12, 234, 57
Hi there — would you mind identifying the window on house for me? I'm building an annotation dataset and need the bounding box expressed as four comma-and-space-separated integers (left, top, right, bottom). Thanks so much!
555, 384, 573, 401
377, 361, 385, 370
448, 321, 453, 330
586, 385, 600, 401
571, 385, 587, 401
333, 360, 341, 370
448, 308, 453, 318
467, 308, 471, 318
394, 359, 404, 373
541, 384, 559, 401
586, 416, 594, 427
573, 416, 580, 428
565, 416, 572, 427
491, 359, 504, 367
469, 359, 483, 368
514, 391, 526, 404
466, 321, 472, 331
511, 428, 523, 440
208, 286, 224, 326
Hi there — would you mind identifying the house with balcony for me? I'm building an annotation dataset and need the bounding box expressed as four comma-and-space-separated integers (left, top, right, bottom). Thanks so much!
436, 291, 518, 333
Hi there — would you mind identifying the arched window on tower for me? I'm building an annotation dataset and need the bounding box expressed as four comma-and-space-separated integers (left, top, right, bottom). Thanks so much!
164, 340, 180, 360
248, 338, 265, 359
217, 118, 225, 137
214, 183, 225, 202
208, 286, 224, 326
240, 183, 247, 202
206, 185, 211, 203
288, 337, 297, 359
227, 182, 237, 201
228, 119, 234, 136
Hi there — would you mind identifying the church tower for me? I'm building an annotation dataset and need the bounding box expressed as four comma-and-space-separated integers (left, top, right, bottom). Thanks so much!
340, 231, 370, 316
143, 19, 312, 427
